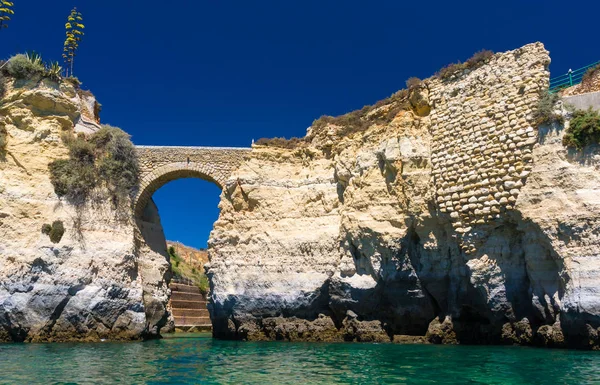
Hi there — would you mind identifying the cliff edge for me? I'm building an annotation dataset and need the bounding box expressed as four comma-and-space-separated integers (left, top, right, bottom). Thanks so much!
0, 75, 172, 341
207, 42, 600, 348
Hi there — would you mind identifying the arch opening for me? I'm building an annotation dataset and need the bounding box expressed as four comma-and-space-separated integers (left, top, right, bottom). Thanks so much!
135, 166, 224, 333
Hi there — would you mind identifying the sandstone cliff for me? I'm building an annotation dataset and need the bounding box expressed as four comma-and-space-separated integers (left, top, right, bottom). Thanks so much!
0, 76, 172, 342
207, 42, 600, 348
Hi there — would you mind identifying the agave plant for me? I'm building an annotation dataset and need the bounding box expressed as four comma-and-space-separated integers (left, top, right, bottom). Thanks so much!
46, 61, 63, 81
25, 51, 44, 67
0, 1, 15, 30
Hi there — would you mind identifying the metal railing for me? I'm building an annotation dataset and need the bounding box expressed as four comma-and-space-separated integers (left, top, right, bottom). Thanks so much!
550, 60, 600, 92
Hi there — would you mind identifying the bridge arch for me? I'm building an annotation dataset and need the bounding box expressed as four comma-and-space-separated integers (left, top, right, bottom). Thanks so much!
133, 145, 251, 216
135, 163, 222, 217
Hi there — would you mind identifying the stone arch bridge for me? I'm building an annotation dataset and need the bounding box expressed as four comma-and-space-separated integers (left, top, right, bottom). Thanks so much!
134, 145, 251, 216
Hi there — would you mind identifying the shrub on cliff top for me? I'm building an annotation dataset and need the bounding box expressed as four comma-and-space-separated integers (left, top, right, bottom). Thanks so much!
5, 54, 45, 80
48, 125, 139, 210
563, 108, 600, 150
436, 49, 494, 80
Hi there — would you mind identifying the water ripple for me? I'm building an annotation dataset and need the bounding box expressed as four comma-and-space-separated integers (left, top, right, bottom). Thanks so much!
0, 334, 599, 384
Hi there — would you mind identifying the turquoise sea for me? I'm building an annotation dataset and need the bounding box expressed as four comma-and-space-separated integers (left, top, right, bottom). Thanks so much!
0, 333, 599, 384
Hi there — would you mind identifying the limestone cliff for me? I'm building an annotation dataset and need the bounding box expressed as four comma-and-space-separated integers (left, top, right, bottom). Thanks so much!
0, 77, 171, 342
207, 42, 600, 348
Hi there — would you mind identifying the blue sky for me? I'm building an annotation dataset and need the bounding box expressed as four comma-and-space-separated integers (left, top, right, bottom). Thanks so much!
2, 0, 598, 248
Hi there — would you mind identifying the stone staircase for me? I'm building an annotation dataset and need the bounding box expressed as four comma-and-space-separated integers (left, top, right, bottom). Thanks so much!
170, 283, 211, 330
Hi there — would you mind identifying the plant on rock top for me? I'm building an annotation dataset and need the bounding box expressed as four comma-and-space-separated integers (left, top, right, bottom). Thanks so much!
48, 125, 139, 212
63, 7, 84, 78
0, 1, 14, 30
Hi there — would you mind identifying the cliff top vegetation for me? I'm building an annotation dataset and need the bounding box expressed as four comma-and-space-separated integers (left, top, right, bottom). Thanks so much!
168, 245, 209, 294
254, 49, 495, 150
48, 125, 139, 214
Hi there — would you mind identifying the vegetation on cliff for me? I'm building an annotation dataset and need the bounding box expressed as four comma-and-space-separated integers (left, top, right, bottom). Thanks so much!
563, 107, 600, 149
255, 89, 412, 149
533, 91, 564, 125
255, 49, 494, 149
41, 221, 65, 243
254, 136, 309, 149
1, 52, 81, 89
49, 125, 139, 210
0, 1, 14, 30
168, 246, 209, 294
62, 7, 85, 78
435, 49, 494, 80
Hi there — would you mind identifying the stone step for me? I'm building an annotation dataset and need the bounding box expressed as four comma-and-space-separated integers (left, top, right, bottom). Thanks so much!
170, 283, 201, 294
171, 291, 206, 302
172, 308, 210, 317
173, 316, 211, 326
171, 300, 207, 310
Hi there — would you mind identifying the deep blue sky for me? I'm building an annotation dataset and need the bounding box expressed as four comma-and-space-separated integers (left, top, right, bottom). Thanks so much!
2, 1, 598, 248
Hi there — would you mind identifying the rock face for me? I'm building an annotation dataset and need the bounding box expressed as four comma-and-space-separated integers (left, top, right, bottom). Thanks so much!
207, 42, 600, 348
0, 78, 171, 342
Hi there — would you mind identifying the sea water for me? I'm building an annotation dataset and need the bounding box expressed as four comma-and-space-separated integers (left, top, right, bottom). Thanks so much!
0, 333, 598, 384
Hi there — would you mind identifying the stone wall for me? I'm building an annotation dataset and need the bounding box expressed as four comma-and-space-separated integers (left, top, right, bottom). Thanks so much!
134, 146, 250, 215
427, 43, 549, 252
207, 42, 600, 348
562, 91, 600, 112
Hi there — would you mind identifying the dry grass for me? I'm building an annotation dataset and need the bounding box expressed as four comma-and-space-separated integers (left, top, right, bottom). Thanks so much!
311, 89, 411, 138
254, 136, 309, 149
436, 50, 494, 80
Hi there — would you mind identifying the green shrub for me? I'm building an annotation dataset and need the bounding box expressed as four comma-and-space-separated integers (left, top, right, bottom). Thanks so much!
533, 91, 563, 126
48, 158, 97, 204
436, 49, 494, 80
46, 62, 63, 82
67, 135, 96, 164
92, 125, 139, 204
197, 275, 210, 295
41, 223, 52, 235
48, 125, 139, 209
563, 108, 600, 149
49, 221, 65, 243
5, 54, 45, 80
582, 64, 600, 85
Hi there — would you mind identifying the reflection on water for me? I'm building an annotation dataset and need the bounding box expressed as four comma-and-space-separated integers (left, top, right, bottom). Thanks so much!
0, 333, 599, 384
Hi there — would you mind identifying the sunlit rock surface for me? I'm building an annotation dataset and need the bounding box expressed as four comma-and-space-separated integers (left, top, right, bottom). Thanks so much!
207, 42, 600, 348
0, 78, 171, 342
